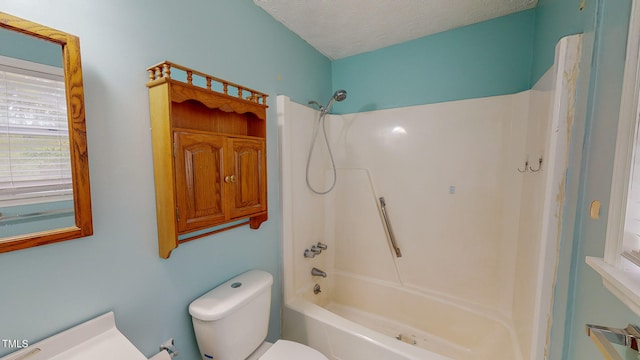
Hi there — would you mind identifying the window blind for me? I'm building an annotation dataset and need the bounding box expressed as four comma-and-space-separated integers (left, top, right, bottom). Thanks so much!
0, 61, 71, 205
622, 106, 640, 267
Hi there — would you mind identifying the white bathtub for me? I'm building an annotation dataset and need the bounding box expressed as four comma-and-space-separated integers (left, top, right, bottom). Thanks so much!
282, 272, 519, 360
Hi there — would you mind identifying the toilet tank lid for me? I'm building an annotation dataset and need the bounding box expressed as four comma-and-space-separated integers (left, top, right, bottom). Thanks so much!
189, 270, 274, 321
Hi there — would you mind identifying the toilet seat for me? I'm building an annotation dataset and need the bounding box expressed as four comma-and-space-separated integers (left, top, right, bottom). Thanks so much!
259, 340, 328, 360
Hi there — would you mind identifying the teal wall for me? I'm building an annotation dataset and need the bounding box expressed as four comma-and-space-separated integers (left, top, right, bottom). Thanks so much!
0, 27, 62, 67
1, 201, 75, 237
331, 9, 536, 114
0, 1, 330, 359
530, 0, 588, 83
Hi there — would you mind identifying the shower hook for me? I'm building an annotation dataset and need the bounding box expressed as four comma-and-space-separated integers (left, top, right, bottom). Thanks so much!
518, 160, 529, 173
529, 156, 543, 172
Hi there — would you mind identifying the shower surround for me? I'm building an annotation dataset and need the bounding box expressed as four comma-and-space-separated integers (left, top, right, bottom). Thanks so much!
279, 35, 582, 360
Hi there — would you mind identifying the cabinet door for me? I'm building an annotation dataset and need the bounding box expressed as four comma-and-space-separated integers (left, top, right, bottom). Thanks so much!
227, 138, 267, 219
174, 132, 226, 233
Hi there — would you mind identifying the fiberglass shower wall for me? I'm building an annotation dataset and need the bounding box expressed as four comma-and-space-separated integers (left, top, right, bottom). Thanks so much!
279, 91, 531, 312
324, 93, 529, 313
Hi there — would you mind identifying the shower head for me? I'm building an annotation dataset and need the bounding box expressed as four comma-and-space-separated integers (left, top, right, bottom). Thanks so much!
333, 89, 347, 102
323, 89, 347, 114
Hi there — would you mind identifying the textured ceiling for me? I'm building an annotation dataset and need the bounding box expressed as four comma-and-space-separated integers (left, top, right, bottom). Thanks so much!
254, 0, 537, 60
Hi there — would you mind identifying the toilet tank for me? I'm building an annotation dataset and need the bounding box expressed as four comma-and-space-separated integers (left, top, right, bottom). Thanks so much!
189, 270, 274, 360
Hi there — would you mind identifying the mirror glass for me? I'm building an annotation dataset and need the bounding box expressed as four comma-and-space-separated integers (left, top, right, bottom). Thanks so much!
0, 12, 92, 252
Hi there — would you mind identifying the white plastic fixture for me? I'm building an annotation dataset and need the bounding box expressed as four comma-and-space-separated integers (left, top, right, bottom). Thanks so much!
0, 312, 148, 360
189, 270, 273, 360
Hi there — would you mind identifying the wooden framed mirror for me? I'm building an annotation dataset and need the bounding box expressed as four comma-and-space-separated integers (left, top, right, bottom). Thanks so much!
0, 12, 92, 252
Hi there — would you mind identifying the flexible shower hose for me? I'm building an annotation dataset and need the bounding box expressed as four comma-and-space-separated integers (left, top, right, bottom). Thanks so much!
305, 110, 337, 195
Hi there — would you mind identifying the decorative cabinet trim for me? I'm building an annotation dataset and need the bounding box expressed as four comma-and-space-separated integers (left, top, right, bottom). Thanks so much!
146, 61, 268, 258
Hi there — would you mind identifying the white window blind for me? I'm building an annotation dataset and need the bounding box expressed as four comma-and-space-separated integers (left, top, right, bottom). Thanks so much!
620, 40, 640, 267
623, 160, 640, 263
623, 115, 640, 266
0, 57, 71, 205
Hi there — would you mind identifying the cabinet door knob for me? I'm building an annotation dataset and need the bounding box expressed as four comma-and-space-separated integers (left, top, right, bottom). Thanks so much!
230, 175, 236, 183
225, 175, 237, 183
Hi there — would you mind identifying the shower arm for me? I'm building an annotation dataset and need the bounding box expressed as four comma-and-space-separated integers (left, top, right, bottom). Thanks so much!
308, 100, 324, 112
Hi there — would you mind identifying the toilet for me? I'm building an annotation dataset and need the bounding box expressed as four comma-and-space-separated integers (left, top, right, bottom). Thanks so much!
189, 270, 328, 360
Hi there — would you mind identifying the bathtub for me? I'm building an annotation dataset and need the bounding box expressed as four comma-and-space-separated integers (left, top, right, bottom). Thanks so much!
282, 272, 519, 360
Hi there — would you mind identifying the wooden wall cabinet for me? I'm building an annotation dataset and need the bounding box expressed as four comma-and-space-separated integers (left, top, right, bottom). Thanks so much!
146, 61, 268, 258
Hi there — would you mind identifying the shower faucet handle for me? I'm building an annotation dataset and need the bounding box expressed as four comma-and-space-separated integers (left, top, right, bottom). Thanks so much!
304, 243, 327, 258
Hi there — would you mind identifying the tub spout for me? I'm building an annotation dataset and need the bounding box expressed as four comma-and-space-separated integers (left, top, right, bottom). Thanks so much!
311, 267, 327, 278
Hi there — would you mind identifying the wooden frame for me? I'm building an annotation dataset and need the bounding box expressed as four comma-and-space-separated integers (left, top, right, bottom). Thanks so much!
0, 12, 93, 253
